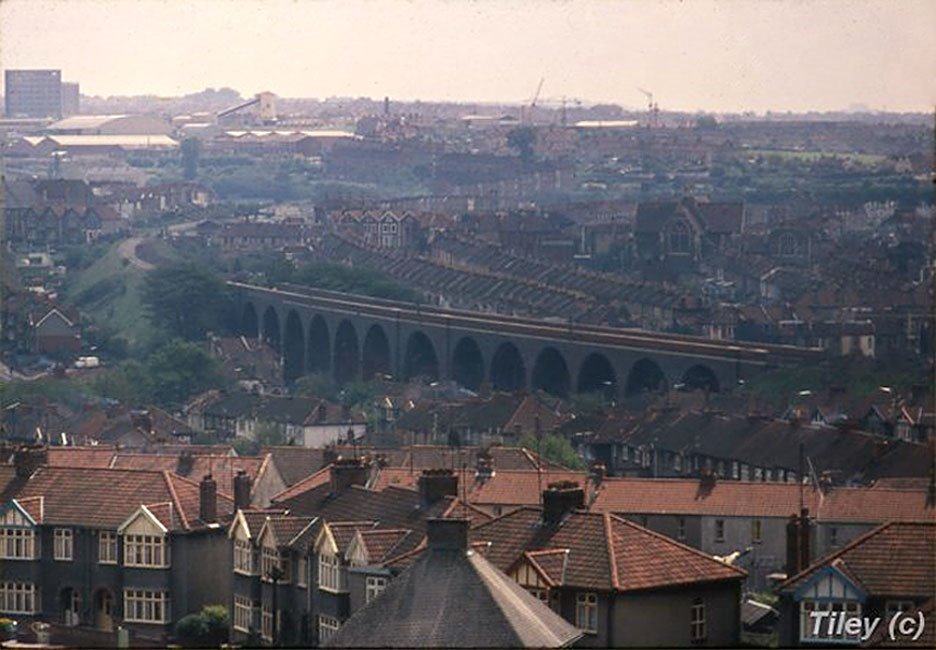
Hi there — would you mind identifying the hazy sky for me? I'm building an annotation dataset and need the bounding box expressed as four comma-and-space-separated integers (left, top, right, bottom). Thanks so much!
2, 0, 934, 113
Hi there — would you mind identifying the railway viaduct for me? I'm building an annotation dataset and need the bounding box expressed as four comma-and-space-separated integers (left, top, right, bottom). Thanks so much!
232, 282, 822, 398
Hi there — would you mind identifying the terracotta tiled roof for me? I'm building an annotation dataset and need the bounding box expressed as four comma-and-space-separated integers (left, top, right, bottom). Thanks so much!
356, 528, 413, 564
110, 453, 267, 496
328, 521, 379, 554
264, 515, 318, 549
238, 508, 289, 538
470, 507, 745, 592
371, 467, 587, 507
780, 522, 936, 598
591, 478, 936, 523
269, 465, 331, 502
7, 466, 234, 530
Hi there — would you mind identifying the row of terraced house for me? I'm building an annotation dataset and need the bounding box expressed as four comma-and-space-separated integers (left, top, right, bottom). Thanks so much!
1, 443, 933, 647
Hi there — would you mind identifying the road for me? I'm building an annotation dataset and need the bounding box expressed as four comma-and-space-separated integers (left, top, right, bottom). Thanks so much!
116, 237, 155, 271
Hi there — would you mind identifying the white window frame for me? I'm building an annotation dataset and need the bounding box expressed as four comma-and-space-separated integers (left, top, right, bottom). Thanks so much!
54, 528, 74, 561
319, 614, 340, 644
261, 606, 274, 642
365, 576, 387, 603
123, 534, 169, 568
261, 545, 279, 581
233, 595, 254, 633
714, 519, 725, 543
123, 589, 170, 624
691, 598, 706, 643
0, 582, 40, 614
297, 556, 308, 588
99, 531, 118, 564
318, 552, 345, 593
234, 538, 256, 576
575, 592, 598, 633
0, 527, 38, 560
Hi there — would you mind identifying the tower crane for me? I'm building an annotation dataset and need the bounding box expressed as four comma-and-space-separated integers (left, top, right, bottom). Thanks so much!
523, 77, 545, 124
637, 87, 660, 127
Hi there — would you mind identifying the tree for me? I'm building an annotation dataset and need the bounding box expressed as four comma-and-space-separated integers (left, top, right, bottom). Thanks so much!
181, 138, 200, 181
518, 432, 586, 470
174, 605, 228, 647
142, 263, 232, 340
506, 127, 536, 163
145, 339, 225, 408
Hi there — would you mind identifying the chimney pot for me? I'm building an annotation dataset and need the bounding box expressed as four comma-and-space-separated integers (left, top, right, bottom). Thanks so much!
542, 481, 585, 526
13, 445, 48, 479
330, 457, 370, 495
426, 517, 469, 552
418, 469, 458, 507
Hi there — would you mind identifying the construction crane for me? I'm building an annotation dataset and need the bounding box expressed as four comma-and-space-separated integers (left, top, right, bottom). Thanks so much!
523, 77, 545, 124
637, 87, 660, 127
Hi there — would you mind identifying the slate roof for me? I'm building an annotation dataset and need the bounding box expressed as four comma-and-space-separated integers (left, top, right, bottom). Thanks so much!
263, 446, 327, 486
780, 522, 936, 598
470, 507, 745, 592
5, 466, 234, 530
324, 528, 582, 648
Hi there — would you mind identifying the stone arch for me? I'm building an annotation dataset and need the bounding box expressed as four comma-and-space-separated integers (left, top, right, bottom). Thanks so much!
283, 310, 305, 384
362, 324, 392, 381
261, 306, 281, 352
404, 331, 439, 382
451, 337, 484, 391
577, 352, 617, 399
625, 358, 667, 397
307, 315, 331, 376
682, 364, 720, 393
241, 302, 259, 338
334, 320, 360, 385
489, 341, 526, 392
531, 347, 571, 398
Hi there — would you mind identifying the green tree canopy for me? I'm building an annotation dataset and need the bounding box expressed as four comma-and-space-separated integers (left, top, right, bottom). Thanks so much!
506, 126, 536, 163
142, 263, 232, 340
517, 432, 586, 470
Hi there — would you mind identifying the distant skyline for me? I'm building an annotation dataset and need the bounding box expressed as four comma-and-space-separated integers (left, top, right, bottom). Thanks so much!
1, 0, 935, 114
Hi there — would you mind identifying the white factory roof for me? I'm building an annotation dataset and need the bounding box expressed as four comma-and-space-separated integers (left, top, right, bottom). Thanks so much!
45, 135, 179, 149
47, 115, 129, 130
573, 120, 640, 129
223, 129, 358, 139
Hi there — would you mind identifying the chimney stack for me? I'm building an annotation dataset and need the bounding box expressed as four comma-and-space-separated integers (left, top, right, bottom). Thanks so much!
785, 508, 812, 577
542, 481, 585, 526
176, 450, 195, 476
200, 474, 218, 524
475, 448, 494, 481
418, 469, 459, 507
330, 457, 370, 495
13, 445, 48, 479
233, 470, 252, 510
426, 517, 469, 552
